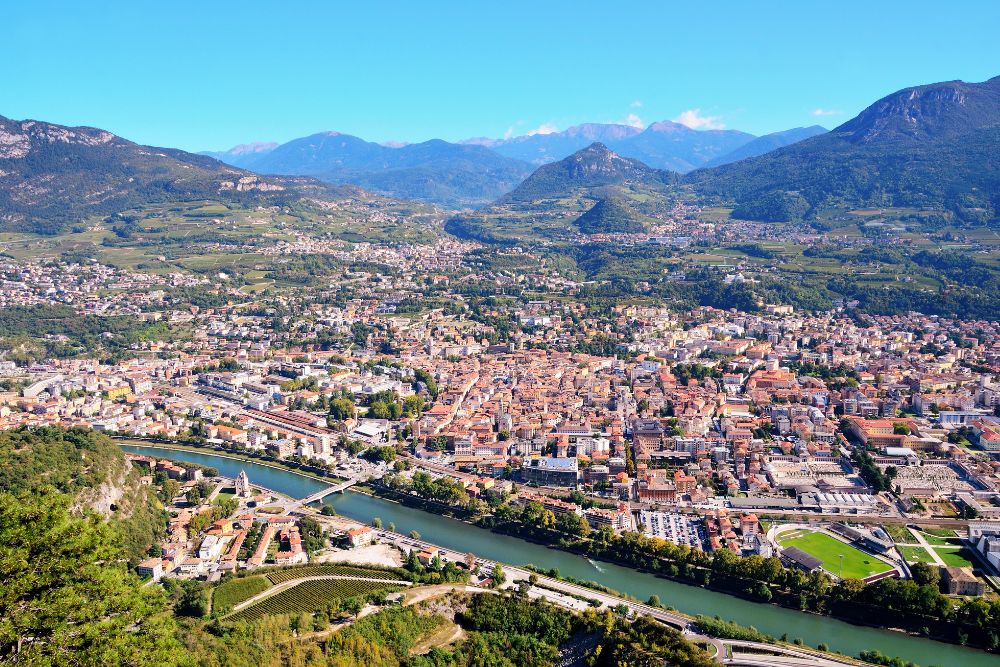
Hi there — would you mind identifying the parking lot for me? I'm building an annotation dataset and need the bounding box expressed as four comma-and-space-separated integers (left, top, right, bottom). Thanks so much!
640, 510, 706, 550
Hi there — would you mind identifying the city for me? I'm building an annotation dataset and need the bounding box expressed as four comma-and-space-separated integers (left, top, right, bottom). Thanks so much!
3, 3, 1000, 666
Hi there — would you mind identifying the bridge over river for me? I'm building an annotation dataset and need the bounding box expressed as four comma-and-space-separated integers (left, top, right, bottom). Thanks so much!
293, 478, 362, 506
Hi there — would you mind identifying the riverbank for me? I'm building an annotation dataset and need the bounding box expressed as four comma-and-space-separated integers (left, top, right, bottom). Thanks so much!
114, 438, 341, 487
368, 482, 990, 653
117, 443, 999, 667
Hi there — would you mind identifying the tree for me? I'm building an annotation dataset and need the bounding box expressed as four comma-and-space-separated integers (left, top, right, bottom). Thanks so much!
402, 395, 425, 417
556, 511, 590, 537
491, 564, 506, 587
168, 579, 208, 617
0, 492, 185, 664
329, 398, 355, 422
372, 517, 383, 529
910, 562, 941, 588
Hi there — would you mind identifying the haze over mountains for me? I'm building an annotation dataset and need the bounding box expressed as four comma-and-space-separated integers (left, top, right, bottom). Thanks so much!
448, 75, 1000, 240
202, 120, 825, 206
1, 74, 997, 236
203, 132, 533, 207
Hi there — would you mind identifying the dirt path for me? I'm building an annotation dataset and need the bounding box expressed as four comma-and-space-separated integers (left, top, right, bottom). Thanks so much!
403, 583, 487, 606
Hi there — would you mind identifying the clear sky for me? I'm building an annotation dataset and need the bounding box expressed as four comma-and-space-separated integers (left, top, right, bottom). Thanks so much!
4, 1, 999, 152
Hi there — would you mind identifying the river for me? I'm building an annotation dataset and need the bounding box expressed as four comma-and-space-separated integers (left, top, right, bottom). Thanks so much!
122, 444, 993, 666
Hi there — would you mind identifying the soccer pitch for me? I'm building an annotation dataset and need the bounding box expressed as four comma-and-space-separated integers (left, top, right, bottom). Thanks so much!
779, 530, 893, 579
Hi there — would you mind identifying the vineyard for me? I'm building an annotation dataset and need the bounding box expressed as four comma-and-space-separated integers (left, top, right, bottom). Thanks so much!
229, 579, 403, 622
213, 575, 272, 614
264, 564, 403, 585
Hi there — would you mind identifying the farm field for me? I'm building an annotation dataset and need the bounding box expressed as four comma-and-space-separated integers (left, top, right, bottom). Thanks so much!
213, 575, 272, 614
263, 564, 403, 585
229, 578, 403, 622
779, 530, 893, 579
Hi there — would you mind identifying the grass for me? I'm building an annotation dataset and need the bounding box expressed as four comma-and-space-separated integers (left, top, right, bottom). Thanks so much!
882, 524, 914, 543
899, 546, 937, 564
213, 575, 272, 614
912, 530, 960, 547
938, 548, 976, 569
214, 491, 236, 504
921, 527, 959, 540
779, 530, 893, 579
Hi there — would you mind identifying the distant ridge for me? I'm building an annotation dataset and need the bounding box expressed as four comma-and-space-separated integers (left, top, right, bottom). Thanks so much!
207, 131, 532, 206
702, 126, 827, 167
483, 121, 756, 172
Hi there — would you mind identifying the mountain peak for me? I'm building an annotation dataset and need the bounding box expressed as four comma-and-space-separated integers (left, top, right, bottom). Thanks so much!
560, 123, 643, 141
501, 142, 666, 203
835, 76, 1000, 143
646, 120, 690, 133
222, 141, 278, 155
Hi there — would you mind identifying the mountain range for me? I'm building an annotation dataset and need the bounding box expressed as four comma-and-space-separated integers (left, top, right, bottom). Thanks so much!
452, 75, 1000, 239
203, 132, 533, 207
464, 121, 773, 171
202, 121, 824, 207
3, 74, 997, 237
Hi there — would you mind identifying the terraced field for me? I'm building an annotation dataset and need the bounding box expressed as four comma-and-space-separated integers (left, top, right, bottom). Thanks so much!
229, 579, 403, 622
213, 575, 272, 614
264, 564, 402, 585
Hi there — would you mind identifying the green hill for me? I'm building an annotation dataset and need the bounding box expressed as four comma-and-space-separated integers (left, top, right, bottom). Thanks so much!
501, 142, 673, 203
686, 76, 1000, 224
574, 197, 647, 234
446, 143, 675, 243
0, 426, 165, 562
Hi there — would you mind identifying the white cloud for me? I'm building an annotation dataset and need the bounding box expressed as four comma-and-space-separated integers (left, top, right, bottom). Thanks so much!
526, 122, 559, 136
630, 100, 643, 108
673, 108, 725, 130
623, 113, 644, 128
503, 126, 515, 140
811, 108, 842, 117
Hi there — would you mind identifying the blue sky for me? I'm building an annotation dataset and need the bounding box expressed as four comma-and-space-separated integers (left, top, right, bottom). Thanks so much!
4, 1, 1000, 151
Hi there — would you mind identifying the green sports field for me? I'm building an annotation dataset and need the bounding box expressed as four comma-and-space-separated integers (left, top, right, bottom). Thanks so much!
779, 530, 894, 579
